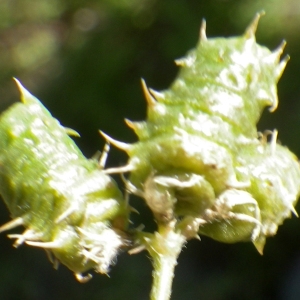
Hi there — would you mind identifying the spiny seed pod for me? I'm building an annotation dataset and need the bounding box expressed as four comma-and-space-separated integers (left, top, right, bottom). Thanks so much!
0, 80, 129, 282
102, 12, 300, 253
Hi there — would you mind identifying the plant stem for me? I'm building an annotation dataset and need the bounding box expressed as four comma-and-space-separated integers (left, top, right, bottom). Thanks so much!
146, 221, 186, 300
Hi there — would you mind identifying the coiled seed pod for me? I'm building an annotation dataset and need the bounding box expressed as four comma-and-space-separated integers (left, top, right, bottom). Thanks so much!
0, 80, 129, 281
102, 13, 300, 253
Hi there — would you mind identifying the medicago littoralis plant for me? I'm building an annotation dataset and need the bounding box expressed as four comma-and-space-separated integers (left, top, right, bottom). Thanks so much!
1, 12, 300, 300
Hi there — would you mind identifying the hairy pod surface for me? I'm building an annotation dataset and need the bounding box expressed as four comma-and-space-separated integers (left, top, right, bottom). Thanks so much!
0, 80, 129, 281
104, 13, 300, 253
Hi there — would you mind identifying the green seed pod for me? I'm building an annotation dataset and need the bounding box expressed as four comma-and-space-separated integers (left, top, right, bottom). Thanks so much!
102, 13, 300, 253
0, 80, 129, 282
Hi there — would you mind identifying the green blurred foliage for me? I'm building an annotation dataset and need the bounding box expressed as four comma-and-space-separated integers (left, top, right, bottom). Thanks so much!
1, 0, 300, 299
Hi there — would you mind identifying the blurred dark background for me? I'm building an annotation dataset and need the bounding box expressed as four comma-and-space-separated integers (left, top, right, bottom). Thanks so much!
1, 0, 300, 299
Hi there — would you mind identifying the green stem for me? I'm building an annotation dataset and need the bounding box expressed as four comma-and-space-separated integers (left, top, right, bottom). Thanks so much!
145, 221, 186, 300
